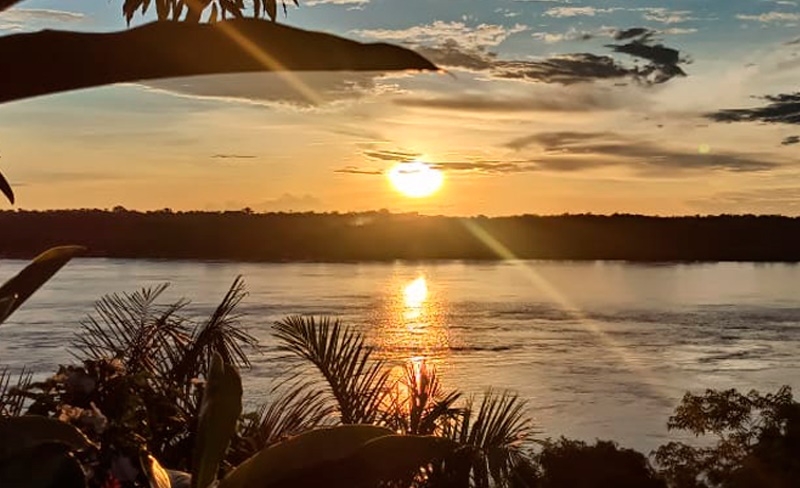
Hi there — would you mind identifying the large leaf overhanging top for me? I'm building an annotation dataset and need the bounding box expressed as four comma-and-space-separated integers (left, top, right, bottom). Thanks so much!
0, 18, 438, 104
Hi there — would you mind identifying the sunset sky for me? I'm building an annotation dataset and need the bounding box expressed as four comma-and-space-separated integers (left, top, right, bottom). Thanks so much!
1, 0, 799, 215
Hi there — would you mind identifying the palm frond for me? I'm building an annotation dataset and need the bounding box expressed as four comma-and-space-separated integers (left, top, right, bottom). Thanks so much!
232, 388, 334, 463
273, 316, 391, 424
386, 360, 461, 436
0, 367, 32, 417
71, 283, 190, 376
441, 390, 534, 488
169, 276, 257, 383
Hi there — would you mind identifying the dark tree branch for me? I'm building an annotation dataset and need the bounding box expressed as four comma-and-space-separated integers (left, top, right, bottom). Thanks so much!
0, 0, 23, 13
0, 18, 438, 104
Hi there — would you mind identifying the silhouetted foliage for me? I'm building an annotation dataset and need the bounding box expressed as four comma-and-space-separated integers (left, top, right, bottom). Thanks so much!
123, 0, 297, 25
532, 438, 666, 488
5, 210, 800, 262
654, 387, 800, 488
13, 279, 257, 484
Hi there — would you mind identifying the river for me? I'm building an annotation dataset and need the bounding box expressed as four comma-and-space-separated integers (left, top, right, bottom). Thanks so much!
1, 258, 799, 452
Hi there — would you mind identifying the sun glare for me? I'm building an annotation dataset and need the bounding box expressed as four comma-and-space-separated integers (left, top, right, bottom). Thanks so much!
387, 161, 444, 198
404, 276, 428, 310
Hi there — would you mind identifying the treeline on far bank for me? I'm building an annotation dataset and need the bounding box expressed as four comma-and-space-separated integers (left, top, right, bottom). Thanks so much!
2, 209, 800, 262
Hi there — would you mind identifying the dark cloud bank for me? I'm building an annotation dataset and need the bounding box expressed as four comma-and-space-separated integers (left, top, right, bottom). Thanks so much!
708, 93, 800, 125
419, 27, 688, 86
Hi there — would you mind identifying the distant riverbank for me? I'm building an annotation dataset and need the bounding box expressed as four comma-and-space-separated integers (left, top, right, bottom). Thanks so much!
3, 209, 800, 262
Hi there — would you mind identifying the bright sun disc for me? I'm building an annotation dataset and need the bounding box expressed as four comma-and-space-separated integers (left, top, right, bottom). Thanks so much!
387, 161, 444, 198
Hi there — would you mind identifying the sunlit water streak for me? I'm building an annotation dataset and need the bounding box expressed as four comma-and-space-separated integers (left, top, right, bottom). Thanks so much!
1, 258, 800, 452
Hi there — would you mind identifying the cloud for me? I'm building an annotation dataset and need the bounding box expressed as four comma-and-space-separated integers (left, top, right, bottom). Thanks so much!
639, 8, 696, 24
328, 126, 387, 141
504, 131, 780, 173
782, 135, 800, 145
614, 27, 653, 41
607, 38, 687, 84
543, 7, 620, 17
142, 71, 395, 108
660, 27, 698, 35
363, 149, 420, 162
431, 161, 539, 174
338, 156, 540, 176
1, 8, 84, 22
491, 53, 636, 84
252, 193, 325, 212
736, 12, 800, 23
336, 148, 543, 176
340, 130, 781, 178
352, 21, 528, 50
542, 6, 699, 24
212, 154, 257, 159
529, 25, 696, 45
415, 41, 494, 70
415, 28, 687, 86
707, 93, 800, 125
691, 187, 800, 213
0, 8, 84, 31
393, 85, 635, 113
335, 167, 383, 175
495, 8, 521, 18
531, 26, 602, 43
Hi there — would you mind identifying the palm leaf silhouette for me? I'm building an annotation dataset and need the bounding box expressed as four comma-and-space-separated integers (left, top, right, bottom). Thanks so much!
273, 316, 391, 424
72, 283, 190, 376
385, 360, 462, 436
169, 276, 257, 383
437, 390, 534, 488
0, 367, 32, 417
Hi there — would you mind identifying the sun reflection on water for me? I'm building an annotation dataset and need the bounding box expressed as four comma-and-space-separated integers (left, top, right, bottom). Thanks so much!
403, 276, 427, 320
374, 274, 452, 377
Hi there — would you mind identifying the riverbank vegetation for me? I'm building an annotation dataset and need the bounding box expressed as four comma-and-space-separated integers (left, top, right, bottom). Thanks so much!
4, 210, 800, 262
0, 277, 798, 487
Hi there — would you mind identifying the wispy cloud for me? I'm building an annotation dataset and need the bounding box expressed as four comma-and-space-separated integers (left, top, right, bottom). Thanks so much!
505, 131, 780, 174
781, 135, 800, 145
707, 93, 800, 125
639, 8, 697, 24
737, 12, 800, 23
692, 187, 800, 213
338, 159, 540, 176
417, 28, 688, 86
251, 194, 325, 212
338, 129, 782, 179
352, 21, 528, 50
212, 154, 258, 159
393, 84, 635, 113
141, 72, 397, 109
544, 6, 621, 17
335, 167, 384, 175
531, 26, 604, 43
0, 8, 84, 32
363, 149, 420, 162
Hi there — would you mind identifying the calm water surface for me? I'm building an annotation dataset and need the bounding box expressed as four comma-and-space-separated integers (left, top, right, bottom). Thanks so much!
1, 259, 799, 452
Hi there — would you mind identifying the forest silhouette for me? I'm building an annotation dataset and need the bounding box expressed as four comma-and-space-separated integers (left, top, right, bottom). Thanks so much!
3, 209, 800, 262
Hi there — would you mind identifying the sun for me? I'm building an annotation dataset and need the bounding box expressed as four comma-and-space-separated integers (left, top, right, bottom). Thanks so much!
387, 161, 444, 198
